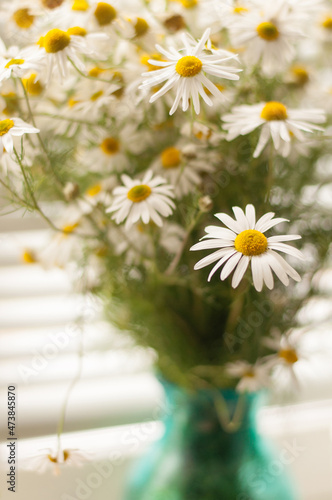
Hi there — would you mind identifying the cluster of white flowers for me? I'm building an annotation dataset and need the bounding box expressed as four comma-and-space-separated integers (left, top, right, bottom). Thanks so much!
0, 0, 331, 399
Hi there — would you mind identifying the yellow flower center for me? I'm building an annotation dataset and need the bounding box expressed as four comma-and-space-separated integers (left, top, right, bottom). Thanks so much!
22, 74, 44, 96
256, 21, 279, 41
88, 66, 105, 77
62, 222, 79, 234
72, 0, 90, 10
100, 137, 119, 155
133, 17, 149, 37
179, 0, 198, 8
161, 147, 182, 168
47, 454, 58, 463
22, 250, 37, 264
244, 369, 255, 378
5, 59, 25, 69
86, 184, 102, 197
234, 229, 268, 256
291, 65, 309, 86
0, 119, 14, 136
94, 2, 117, 26
12, 8, 34, 29
233, 6, 248, 14
67, 26, 87, 37
322, 16, 332, 30
68, 97, 79, 107
260, 101, 288, 121
127, 184, 152, 202
175, 55, 202, 77
41, 29, 71, 53
90, 90, 103, 101
194, 128, 212, 140
279, 348, 298, 364
63, 450, 70, 462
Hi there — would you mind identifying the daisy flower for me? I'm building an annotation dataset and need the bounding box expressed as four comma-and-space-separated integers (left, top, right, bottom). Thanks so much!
106, 170, 175, 229
225, 360, 269, 393
0, 2, 43, 43
151, 143, 215, 198
317, 10, 332, 43
261, 330, 308, 387
36, 27, 105, 82
38, 211, 87, 269
65, 77, 120, 120
26, 446, 89, 475
222, 101, 325, 158
0, 46, 44, 83
228, 0, 304, 75
139, 28, 241, 115
0, 117, 39, 157
190, 204, 304, 292
78, 177, 115, 214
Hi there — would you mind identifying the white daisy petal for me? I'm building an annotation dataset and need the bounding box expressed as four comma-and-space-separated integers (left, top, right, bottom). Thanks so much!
232, 256, 250, 288
232, 206, 249, 229
194, 248, 235, 270
208, 250, 237, 281
245, 204, 256, 229
268, 242, 304, 260
214, 213, 242, 233
220, 252, 242, 280
251, 257, 264, 292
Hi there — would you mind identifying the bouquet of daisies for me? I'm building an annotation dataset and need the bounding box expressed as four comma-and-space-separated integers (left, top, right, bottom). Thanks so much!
0, 0, 331, 393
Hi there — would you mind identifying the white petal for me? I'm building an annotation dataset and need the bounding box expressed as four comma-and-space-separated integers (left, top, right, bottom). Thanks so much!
267, 250, 301, 282
255, 212, 275, 231
214, 213, 242, 233
258, 218, 288, 233
245, 204, 256, 229
251, 257, 264, 292
253, 124, 270, 158
202, 226, 236, 240
268, 242, 304, 260
194, 248, 234, 270
265, 251, 289, 286
231, 255, 250, 288
260, 255, 274, 289
232, 206, 249, 229
267, 235, 301, 243
220, 252, 242, 280
190, 239, 233, 251
207, 250, 236, 281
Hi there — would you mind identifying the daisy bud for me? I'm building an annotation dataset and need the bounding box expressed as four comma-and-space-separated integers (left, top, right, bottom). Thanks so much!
63, 182, 80, 201
198, 196, 213, 212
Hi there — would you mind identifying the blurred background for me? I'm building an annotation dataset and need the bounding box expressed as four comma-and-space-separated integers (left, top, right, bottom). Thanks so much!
1, 203, 332, 500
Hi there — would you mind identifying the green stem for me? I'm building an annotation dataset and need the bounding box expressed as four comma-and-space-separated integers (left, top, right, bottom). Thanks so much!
34, 113, 98, 126
0, 177, 34, 209
265, 142, 274, 203
14, 147, 61, 232
68, 57, 118, 84
19, 79, 64, 188
56, 327, 84, 455
165, 210, 202, 275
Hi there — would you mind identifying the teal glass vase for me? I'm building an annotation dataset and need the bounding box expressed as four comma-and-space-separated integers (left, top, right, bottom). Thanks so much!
124, 377, 297, 500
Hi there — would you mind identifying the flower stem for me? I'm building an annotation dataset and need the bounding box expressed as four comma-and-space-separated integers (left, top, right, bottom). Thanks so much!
14, 147, 61, 232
